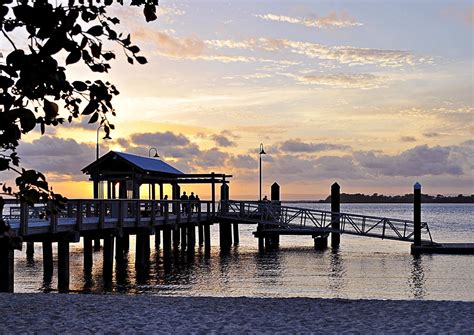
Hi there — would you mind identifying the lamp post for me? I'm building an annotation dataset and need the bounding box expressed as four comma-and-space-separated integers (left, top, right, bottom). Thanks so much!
259, 143, 266, 201
95, 125, 112, 198
148, 147, 159, 158
148, 147, 159, 200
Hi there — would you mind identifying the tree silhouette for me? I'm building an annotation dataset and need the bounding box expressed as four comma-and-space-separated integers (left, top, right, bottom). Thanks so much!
0, 0, 157, 210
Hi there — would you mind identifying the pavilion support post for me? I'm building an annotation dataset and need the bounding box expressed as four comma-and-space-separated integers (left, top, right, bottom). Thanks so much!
159, 183, 164, 200
119, 181, 127, 199
103, 235, 114, 284
198, 224, 204, 246
331, 182, 341, 249
172, 184, 180, 215
26, 242, 34, 259
83, 237, 93, 273
414, 182, 422, 246
0, 243, 14, 293
57, 240, 70, 292
151, 183, 156, 200
112, 181, 117, 199
211, 173, 216, 216
42, 241, 53, 282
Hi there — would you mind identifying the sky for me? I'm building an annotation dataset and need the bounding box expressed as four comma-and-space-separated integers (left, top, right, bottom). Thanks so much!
3, 0, 474, 199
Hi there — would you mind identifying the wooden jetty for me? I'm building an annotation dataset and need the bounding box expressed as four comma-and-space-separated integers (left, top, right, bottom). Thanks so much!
0, 151, 472, 292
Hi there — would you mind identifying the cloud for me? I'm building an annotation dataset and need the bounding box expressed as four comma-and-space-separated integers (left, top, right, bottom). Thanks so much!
279, 139, 351, 153
211, 134, 236, 147
227, 154, 257, 169
400, 136, 417, 142
354, 145, 464, 177
193, 148, 229, 168
255, 11, 363, 29
17, 136, 96, 181
134, 29, 206, 58
206, 38, 431, 68
294, 73, 387, 89
130, 131, 190, 147
423, 132, 441, 138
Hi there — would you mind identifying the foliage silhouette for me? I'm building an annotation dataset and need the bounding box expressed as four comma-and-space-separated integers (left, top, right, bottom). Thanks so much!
0, 0, 157, 209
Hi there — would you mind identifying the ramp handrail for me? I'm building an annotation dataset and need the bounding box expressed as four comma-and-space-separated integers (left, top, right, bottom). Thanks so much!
218, 200, 433, 243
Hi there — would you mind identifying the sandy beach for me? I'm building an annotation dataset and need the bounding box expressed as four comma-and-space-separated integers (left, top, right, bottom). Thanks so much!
0, 294, 472, 333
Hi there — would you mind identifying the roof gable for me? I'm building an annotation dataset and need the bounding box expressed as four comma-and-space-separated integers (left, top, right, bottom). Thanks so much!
82, 151, 183, 175
114, 152, 183, 175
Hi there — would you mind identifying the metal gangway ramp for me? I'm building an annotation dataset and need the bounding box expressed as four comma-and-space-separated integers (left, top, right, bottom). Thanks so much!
217, 201, 434, 244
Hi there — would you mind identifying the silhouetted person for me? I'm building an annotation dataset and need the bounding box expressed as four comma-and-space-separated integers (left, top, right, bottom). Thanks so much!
180, 191, 188, 213
263, 195, 269, 202
161, 194, 169, 215
189, 192, 196, 213
195, 194, 200, 212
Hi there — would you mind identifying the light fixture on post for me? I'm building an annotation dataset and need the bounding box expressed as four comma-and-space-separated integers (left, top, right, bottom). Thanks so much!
148, 147, 159, 158
148, 147, 159, 200
259, 143, 266, 201
95, 125, 112, 199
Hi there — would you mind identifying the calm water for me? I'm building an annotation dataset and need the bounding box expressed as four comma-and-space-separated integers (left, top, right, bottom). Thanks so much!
11, 203, 474, 301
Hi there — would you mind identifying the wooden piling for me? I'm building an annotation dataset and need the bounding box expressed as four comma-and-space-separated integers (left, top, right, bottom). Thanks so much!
0, 243, 14, 292
204, 224, 211, 251
57, 240, 70, 292
135, 232, 149, 269
162, 228, 172, 260
172, 228, 180, 247
103, 235, 114, 283
94, 238, 101, 251
122, 233, 129, 252
115, 235, 124, 263
331, 182, 341, 248
198, 224, 204, 246
42, 241, 53, 281
26, 242, 34, 258
314, 235, 328, 250
83, 237, 93, 272
181, 226, 187, 250
414, 182, 422, 246
154, 227, 161, 249
233, 223, 239, 245
187, 224, 196, 251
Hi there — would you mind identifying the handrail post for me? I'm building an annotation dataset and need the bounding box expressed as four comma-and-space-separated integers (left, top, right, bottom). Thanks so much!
19, 201, 28, 236
151, 200, 156, 226
413, 182, 422, 246
76, 200, 83, 231
206, 202, 210, 221
118, 200, 124, 229
99, 200, 105, 229
49, 201, 57, 234
164, 201, 169, 224
135, 200, 141, 227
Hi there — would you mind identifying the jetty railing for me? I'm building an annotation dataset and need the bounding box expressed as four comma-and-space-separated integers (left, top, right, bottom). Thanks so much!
2, 199, 214, 236
218, 200, 433, 243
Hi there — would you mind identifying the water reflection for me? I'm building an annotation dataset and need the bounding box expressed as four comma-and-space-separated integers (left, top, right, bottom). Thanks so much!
328, 248, 346, 296
409, 254, 426, 299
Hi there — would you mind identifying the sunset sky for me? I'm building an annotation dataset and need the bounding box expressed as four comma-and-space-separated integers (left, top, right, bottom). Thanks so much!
5, 0, 474, 199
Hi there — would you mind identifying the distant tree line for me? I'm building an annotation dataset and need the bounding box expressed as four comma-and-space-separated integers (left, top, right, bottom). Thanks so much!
285, 193, 474, 204
321, 193, 474, 203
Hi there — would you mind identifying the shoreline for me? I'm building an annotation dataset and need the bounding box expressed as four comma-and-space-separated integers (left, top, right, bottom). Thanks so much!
1, 294, 473, 333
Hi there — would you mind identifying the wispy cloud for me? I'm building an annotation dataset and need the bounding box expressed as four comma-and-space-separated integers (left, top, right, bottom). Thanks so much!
205, 38, 432, 68
255, 11, 363, 29
292, 73, 388, 89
